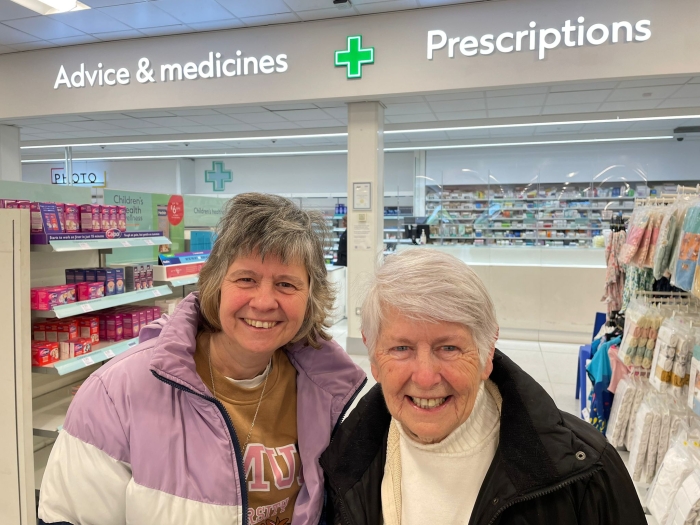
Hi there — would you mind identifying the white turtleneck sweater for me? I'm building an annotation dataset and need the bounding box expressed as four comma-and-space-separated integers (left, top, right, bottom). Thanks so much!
381, 380, 502, 525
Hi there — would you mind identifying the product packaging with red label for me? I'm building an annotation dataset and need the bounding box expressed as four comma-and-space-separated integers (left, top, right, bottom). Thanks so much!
33, 322, 46, 341
105, 313, 123, 341
100, 205, 110, 232
32, 341, 60, 366
56, 320, 79, 342
122, 311, 140, 339
77, 282, 105, 302
117, 206, 127, 232
78, 316, 100, 343
31, 285, 77, 310
63, 203, 80, 232
80, 204, 101, 232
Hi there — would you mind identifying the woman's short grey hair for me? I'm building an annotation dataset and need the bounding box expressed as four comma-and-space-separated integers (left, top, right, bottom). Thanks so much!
361, 249, 499, 366
198, 193, 334, 349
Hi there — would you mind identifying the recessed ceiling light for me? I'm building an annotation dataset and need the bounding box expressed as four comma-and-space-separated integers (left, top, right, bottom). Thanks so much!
9, 0, 89, 15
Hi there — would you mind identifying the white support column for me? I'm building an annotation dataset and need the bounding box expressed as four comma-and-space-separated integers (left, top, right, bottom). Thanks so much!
413, 150, 426, 217
0, 125, 21, 182
346, 102, 384, 355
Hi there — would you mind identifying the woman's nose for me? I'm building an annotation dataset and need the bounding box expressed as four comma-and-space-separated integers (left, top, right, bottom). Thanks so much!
411, 351, 441, 389
249, 284, 278, 311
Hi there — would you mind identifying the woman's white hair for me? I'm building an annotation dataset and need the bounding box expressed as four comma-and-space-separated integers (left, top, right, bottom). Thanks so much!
361, 249, 499, 366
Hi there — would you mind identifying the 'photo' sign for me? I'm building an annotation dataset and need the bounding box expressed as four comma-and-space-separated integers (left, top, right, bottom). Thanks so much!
51, 168, 106, 187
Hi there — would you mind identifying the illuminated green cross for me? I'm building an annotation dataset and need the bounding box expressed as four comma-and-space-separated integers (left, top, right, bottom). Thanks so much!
205, 161, 232, 192
335, 35, 374, 79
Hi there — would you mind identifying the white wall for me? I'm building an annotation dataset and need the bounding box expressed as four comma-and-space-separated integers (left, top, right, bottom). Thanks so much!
426, 139, 700, 188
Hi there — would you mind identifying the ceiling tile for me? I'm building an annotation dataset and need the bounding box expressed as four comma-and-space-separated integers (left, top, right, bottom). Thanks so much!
545, 90, 611, 105
9, 40, 52, 51
549, 81, 619, 92
214, 123, 259, 132
534, 124, 585, 134
81, 0, 148, 7
283, 0, 335, 11
45, 115, 91, 123
435, 110, 487, 121
123, 111, 176, 118
606, 85, 681, 101
617, 77, 692, 89
383, 96, 426, 104
94, 29, 145, 41
33, 123, 84, 132
0, 43, 15, 53
234, 112, 293, 124
49, 35, 101, 46
424, 91, 484, 102
97, 129, 147, 136
67, 130, 112, 139
172, 125, 218, 133
1, 117, 52, 126
486, 86, 549, 98
296, 8, 354, 21
110, 118, 163, 129
100, 3, 181, 29
690, 77, 700, 84
541, 103, 601, 115
154, 0, 236, 24
240, 13, 300, 26
486, 94, 546, 109
141, 116, 197, 127
262, 103, 318, 111
289, 119, 343, 127
384, 102, 433, 116
255, 122, 301, 130
0, 23, 41, 44
429, 99, 486, 112
71, 120, 126, 131
625, 121, 673, 131
444, 129, 491, 140
81, 112, 130, 120
354, 0, 420, 14
670, 84, 700, 98
217, 106, 269, 114
275, 108, 335, 121
386, 114, 437, 123
656, 97, 700, 110
406, 131, 448, 141
170, 108, 220, 117
0, 2, 38, 21
4, 16, 85, 40
418, 0, 480, 5
187, 19, 245, 31
321, 107, 347, 119
139, 127, 181, 135
487, 107, 542, 118
488, 127, 535, 137
138, 24, 191, 36
581, 122, 633, 133
50, 10, 131, 33
598, 100, 661, 112
185, 114, 241, 125
217, 0, 291, 18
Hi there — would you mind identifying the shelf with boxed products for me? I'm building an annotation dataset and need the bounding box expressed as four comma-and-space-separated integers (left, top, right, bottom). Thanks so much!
32, 337, 140, 375
30, 231, 171, 252
32, 285, 172, 319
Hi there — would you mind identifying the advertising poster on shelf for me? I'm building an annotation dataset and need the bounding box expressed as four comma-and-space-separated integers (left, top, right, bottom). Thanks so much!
183, 195, 229, 228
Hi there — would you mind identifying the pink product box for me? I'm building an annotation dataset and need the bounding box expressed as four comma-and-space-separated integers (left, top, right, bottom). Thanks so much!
31, 285, 77, 311
109, 206, 118, 230
99, 316, 107, 340
117, 206, 127, 232
105, 313, 123, 342
139, 308, 148, 327
63, 203, 80, 233
122, 311, 140, 339
30, 202, 44, 233
100, 205, 111, 232
80, 204, 101, 232
77, 282, 105, 302
59, 338, 92, 360
55, 203, 65, 231
146, 307, 155, 324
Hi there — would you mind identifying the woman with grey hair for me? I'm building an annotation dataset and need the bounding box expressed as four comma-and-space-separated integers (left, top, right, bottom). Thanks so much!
39, 193, 366, 525
321, 248, 644, 525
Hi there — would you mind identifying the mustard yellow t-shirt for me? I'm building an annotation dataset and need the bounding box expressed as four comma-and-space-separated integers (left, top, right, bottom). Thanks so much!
195, 333, 301, 525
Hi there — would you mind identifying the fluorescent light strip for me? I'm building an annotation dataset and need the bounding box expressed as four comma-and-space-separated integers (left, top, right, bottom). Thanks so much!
20, 113, 700, 151
384, 136, 673, 152
384, 114, 700, 135
20, 136, 672, 163
20, 133, 349, 150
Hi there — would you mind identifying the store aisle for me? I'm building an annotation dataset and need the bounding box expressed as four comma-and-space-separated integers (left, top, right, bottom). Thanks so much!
329, 319, 581, 417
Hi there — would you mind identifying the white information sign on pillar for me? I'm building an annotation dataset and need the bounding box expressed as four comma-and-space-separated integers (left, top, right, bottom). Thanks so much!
346, 102, 384, 355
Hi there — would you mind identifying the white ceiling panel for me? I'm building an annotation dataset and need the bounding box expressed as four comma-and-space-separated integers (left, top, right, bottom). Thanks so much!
406, 131, 449, 141
598, 100, 661, 112
32, 122, 84, 132
690, 77, 700, 84
435, 110, 487, 121
656, 97, 700, 109
429, 99, 486, 112
50, 34, 101, 45
140, 116, 197, 127
0, 1, 39, 21
541, 103, 601, 115
4, 15, 85, 39
256, 122, 301, 130
670, 84, 700, 99
187, 19, 245, 31
240, 13, 300, 26
44, 115, 91, 123
138, 24, 191, 36
617, 77, 692, 89
0, 43, 14, 53
216, 0, 290, 18
488, 127, 535, 137
109, 118, 163, 129
9, 40, 52, 50
50, 9, 131, 34
534, 124, 585, 134
386, 114, 437, 123
234, 112, 291, 124
123, 111, 175, 118
486, 94, 547, 109
80, 0, 146, 7
296, 8, 354, 21
486, 86, 549, 98
71, 120, 126, 131
184, 114, 241, 125
262, 103, 318, 111
274, 108, 334, 120
288, 119, 343, 127
283, 0, 336, 11
100, 3, 180, 29
77, 112, 129, 120
626, 121, 679, 131
488, 107, 542, 118
321, 107, 347, 119
545, 90, 611, 105
424, 91, 484, 102
169, 108, 220, 117
549, 81, 619, 92
217, 106, 269, 114
384, 102, 433, 116
383, 95, 426, 104
444, 129, 491, 140
0, 23, 40, 44
354, 0, 420, 15
581, 122, 633, 133
173, 125, 220, 133
213, 124, 260, 132
139, 127, 181, 135
94, 29, 145, 41
606, 85, 682, 101
154, 0, 237, 25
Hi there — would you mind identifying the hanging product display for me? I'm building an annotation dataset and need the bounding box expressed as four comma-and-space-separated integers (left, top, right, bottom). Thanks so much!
602, 228, 627, 315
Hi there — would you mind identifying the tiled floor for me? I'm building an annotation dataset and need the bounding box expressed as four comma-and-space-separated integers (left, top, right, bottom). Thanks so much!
328, 319, 656, 524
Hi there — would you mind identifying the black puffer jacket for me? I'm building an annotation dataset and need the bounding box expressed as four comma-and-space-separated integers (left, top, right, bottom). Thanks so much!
320, 350, 646, 525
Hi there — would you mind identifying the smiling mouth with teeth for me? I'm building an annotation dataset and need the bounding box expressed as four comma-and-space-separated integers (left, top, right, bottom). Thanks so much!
243, 319, 280, 329
409, 396, 449, 409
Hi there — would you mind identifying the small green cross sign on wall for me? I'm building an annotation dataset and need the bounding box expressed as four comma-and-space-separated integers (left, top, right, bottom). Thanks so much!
335, 35, 374, 79
205, 161, 232, 192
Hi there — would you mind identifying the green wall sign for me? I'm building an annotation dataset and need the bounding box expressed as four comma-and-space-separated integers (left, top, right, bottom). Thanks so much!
204, 161, 233, 192
335, 35, 375, 79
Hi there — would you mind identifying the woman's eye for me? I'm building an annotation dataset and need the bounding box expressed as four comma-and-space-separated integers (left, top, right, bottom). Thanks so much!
394, 346, 410, 352
278, 282, 295, 289
237, 278, 255, 284
442, 345, 458, 351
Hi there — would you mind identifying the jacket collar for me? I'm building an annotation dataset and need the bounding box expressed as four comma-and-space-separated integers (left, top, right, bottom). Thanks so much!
322, 350, 604, 513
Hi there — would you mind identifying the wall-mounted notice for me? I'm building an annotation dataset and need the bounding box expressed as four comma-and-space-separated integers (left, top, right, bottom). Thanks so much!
353, 182, 371, 210
184, 195, 229, 228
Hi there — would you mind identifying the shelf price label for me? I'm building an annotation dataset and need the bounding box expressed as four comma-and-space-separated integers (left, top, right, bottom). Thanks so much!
152, 289, 162, 297
79, 243, 91, 250
80, 303, 93, 313
144, 239, 155, 245
121, 241, 132, 247
103, 350, 115, 359
128, 340, 138, 347
81, 356, 95, 366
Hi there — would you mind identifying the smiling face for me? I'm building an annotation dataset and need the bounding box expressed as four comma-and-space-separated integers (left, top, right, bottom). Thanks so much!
369, 309, 493, 444
217, 252, 310, 361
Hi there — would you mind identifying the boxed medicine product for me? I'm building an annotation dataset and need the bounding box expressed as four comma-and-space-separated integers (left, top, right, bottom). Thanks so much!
56, 320, 79, 342
80, 204, 101, 232
115, 268, 125, 294
78, 316, 100, 343
31, 285, 77, 310
33, 322, 46, 341
100, 205, 111, 232
32, 341, 60, 366
59, 338, 92, 360
109, 206, 118, 230
117, 206, 127, 232
105, 313, 123, 341
97, 268, 117, 296
77, 281, 105, 301
122, 310, 140, 339
63, 204, 80, 233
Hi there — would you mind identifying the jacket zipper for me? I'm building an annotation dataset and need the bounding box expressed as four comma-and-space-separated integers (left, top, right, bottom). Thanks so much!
331, 377, 368, 441
486, 465, 603, 525
151, 371, 249, 524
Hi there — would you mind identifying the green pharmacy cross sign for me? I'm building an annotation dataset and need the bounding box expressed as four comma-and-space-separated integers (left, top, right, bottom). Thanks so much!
205, 161, 232, 192
335, 35, 374, 79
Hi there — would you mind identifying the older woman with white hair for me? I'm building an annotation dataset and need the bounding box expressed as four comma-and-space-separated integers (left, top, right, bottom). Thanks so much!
321, 248, 644, 525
